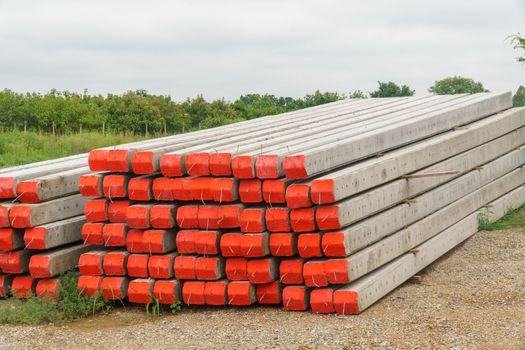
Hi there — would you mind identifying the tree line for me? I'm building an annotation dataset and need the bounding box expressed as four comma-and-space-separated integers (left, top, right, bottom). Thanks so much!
0, 89, 345, 135
0, 76, 522, 135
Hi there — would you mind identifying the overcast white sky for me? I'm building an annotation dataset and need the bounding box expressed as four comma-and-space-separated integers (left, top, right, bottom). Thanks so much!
0, 0, 524, 100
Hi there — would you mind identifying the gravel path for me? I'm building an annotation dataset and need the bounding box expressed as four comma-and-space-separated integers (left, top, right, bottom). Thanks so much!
0, 229, 524, 350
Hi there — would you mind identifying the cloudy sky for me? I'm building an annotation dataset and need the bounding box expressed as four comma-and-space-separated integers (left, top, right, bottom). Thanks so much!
0, 0, 524, 100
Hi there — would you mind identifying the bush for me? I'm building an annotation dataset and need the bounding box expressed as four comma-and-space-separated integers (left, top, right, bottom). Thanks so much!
370, 81, 415, 98
513, 86, 525, 107
428, 76, 487, 95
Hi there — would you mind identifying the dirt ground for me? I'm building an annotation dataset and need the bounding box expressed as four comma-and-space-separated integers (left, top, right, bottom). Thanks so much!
0, 229, 523, 350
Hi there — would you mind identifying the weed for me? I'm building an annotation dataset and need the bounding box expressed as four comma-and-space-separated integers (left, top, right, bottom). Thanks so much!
478, 209, 492, 231
170, 301, 183, 313
146, 297, 161, 318
0, 271, 111, 325
478, 202, 525, 231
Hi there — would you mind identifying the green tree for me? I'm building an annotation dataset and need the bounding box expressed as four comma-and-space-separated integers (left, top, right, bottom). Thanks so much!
509, 34, 525, 63
233, 94, 292, 120
370, 81, 415, 98
349, 90, 368, 99
428, 76, 487, 95
513, 86, 525, 107
299, 90, 344, 108
0, 89, 347, 135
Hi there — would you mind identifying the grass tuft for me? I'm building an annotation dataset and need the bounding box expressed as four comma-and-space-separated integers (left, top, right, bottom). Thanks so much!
478, 203, 525, 231
0, 272, 111, 325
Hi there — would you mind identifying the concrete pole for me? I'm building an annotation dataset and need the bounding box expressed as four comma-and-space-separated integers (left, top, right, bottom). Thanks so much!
332, 184, 525, 314
95, 98, 371, 173
101, 276, 129, 300
148, 252, 177, 279
9, 194, 90, 228
227, 94, 481, 179
128, 278, 155, 304
0, 228, 25, 251
281, 92, 512, 180
227, 281, 256, 306
103, 250, 130, 276
1, 249, 38, 273
102, 223, 129, 247
29, 244, 95, 278
153, 279, 182, 305
225, 257, 247, 280
225, 95, 461, 179
241, 232, 270, 258
0, 274, 14, 296
256, 281, 282, 305
265, 207, 291, 232
23, 215, 86, 250
283, 285, 310, 311
240, 208, 267, 232
308, 108, 525, 205
78, 248, 114, 276
11, 275, 38, 298
149, 204, 177, 229
269, 233, 298, 257
315, 166, 525, 288
204, 279, 229, 305
0, 203, 13, 228
315, 148, 524, 252
16, 167, 92, 203
194, 230, 222, 255
143, 229, 176, 254
195, 256, 225, 280
137, 97, 421, 176
279, 258, 305, 285
0, 158, 88, 199
161, 95, 448, 178
303, 129, 525, 230
322, 167, 525, 257
127, 254, 149, 278
246, 257, 279, 284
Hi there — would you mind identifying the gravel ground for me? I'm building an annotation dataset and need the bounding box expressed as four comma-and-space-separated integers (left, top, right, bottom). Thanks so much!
0, 229, 523, 350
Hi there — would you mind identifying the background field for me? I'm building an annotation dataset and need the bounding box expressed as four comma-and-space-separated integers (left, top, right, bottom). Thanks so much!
0, 132, 145, 168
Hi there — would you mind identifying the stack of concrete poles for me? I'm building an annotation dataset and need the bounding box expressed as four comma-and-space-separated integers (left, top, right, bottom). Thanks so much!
74, 91, 525, 314
0, 136, 186, 298
0, 181, 94, 299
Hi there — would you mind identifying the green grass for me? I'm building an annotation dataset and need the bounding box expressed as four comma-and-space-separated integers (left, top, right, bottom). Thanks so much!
478, 203, 525, 231
0, 131, 146, 168
0, 272, 111, 325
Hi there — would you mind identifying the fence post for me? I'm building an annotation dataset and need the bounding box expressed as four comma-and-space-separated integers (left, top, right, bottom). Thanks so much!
52, 122, 55, 136
164, 120, 167, 136
182, 122, 185, 133
145, 122, 148, 137
102, 122, 105, 136
79, 124, 82, 134
24, 120, 27, 134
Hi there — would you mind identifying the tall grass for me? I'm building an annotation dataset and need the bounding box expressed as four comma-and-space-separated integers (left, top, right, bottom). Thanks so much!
0, 131, 146, 168
478, 203, 525, 231
0, 272, 111, 325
